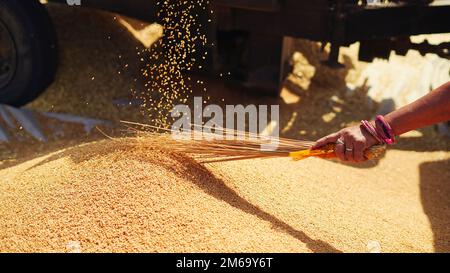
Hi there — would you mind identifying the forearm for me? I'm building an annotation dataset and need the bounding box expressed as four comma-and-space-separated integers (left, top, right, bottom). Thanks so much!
384, 81, 450, 136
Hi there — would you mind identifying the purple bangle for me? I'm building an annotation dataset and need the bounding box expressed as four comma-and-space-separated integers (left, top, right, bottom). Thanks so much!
375, 115, 396, 145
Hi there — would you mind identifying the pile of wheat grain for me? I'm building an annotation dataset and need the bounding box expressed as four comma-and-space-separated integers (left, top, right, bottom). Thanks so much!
0, 141, 316, 252
1, 139, 449, 253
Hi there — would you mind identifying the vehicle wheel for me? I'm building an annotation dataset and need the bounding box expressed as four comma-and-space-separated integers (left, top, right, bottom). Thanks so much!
0, 0, 57, 106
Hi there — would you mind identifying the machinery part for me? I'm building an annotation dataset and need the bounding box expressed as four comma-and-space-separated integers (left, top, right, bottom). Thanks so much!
43, 0, 449, 98
409, 40, 450, 59
0, 0, 58, 106
359, 39, 394, 62
0, 104, 112, 143
0, 104, 46, 142
213, 0, 450, 66
214, 30, 283, 96
324, 0, 347, 67
359, 37, 450, 62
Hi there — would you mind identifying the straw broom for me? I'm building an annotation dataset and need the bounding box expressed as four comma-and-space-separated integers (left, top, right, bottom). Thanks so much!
119, 121, 386, 163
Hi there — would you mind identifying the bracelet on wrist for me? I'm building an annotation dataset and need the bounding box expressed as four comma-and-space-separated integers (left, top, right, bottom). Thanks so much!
375, 115, 396, 145
360, 116, 396, 145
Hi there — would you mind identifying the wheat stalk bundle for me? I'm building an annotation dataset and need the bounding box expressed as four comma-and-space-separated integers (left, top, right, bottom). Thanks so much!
118, 121, 385, 163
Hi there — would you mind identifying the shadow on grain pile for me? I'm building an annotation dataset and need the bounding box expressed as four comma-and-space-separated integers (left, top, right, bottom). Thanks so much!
420, 159, 450, 252
12, 140, 340, 253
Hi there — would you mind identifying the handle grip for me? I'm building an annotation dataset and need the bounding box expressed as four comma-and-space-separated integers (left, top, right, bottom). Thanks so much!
289, 144, 386, 161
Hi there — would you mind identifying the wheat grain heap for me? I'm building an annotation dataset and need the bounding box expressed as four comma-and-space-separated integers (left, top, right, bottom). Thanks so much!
1, 140, 449, 253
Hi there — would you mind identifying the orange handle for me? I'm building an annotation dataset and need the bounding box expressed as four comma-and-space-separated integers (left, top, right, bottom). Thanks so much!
289, 144, 386, 161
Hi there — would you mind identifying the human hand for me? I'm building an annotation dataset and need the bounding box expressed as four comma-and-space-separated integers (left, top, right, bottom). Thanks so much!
312, 125, 380, 162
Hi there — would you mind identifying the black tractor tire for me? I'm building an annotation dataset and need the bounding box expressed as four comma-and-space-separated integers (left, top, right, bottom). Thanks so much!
0, 0, 57, 106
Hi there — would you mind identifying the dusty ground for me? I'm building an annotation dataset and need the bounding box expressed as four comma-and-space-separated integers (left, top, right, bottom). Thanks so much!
0, 4, 449, 252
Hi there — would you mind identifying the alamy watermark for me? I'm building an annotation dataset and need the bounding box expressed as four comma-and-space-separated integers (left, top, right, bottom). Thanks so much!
171, 97, 280, 151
